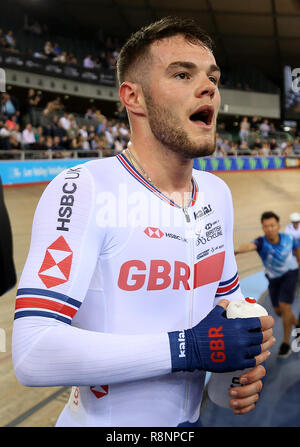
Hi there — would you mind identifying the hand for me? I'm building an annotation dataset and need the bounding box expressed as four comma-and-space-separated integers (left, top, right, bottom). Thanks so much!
168, 299, 275, 374
228, 364, 268, 415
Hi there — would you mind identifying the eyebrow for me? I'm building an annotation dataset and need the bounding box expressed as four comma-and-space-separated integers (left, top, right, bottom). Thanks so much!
166, 61, 221, 74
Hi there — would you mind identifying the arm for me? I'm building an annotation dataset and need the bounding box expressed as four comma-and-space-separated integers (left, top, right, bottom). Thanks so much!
234, 242, 257, 255
12, 165, 171, 387
294, 246, 300, 267
213, 184, 273, 414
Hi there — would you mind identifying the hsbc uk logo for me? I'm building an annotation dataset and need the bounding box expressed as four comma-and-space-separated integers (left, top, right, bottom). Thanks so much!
144, 227, 187, 243
90, 385, 109, 399
38, 236, 73, 288
144, 227, 164, 239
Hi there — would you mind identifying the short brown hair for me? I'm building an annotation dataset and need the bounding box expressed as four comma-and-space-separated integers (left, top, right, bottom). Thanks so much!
117, 16, 214, 85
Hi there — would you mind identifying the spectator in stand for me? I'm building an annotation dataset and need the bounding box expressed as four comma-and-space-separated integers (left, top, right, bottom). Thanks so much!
251, 137, 262, 152
220, 138, 231, 156
83, 55, 95, 69
259, 141, 271, 156
260, 119, 270, 138
215, 132, 223, 151
1, 93, 20, 120
239, 117, 250, 143
67, 119, 78, 140
99, 51, 109, 69
9, 128, 21, 149
59, 112, 71, 130
238, 140, 252, 156
33, 135, 47, 151
104, 126, 114, 148
269, 138, 281, 155
269, 122, 276, 138
52, 43, 62, 56
53, 121, 69, 149
0, 122, 11, 149
45, 96, 63, 115
51, 136, 63, 150
5, 115, 17, 131
11, 123, 22, 147
113, 136, 124, 154
282, 143, 294, 156
22, 123, 36, 150
34, 126, 44, 143
78, 134, 90, 150
294, 138, 300, 154
280, 140, 289, 153
67, 53, 78, 65
45, 136, 53, 151
27, 88, 41, 125
44, 41, 55, 59
79, 125, 88, 139
250, 116, 260, 134
5, 30, 18, 52
119, 122, 130, 141
54, 51, 67, 64
84, 108, 94, 120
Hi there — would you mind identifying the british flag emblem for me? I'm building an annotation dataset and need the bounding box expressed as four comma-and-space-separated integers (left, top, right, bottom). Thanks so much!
144, 227, 164, 239
38, 236, 73, 288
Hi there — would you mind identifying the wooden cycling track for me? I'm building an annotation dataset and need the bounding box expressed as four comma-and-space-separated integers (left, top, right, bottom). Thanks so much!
0, 168, 299, 427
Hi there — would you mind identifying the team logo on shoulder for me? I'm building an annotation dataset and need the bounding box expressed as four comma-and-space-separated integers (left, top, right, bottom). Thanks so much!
144, 227, 164, 239
90, 385, 109, 399
38, 236, 73, 288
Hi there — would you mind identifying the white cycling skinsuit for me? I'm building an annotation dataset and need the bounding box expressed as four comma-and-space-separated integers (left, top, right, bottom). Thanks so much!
12, 154, 244, 427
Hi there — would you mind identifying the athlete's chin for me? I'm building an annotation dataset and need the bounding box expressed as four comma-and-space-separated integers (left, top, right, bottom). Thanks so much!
182, 143, 216, 159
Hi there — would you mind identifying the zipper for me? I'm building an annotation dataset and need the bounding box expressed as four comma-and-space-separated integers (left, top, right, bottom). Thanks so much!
182, 207, 195, 419
183, 207, 191, 223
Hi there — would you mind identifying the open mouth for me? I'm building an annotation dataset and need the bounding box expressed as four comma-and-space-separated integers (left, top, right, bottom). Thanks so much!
189, 106, 214, 126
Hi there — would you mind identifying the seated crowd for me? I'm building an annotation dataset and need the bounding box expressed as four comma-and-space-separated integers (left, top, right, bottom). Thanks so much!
0, 91, 130, 158
0, 91, 299, 159
214, 116, 300, 157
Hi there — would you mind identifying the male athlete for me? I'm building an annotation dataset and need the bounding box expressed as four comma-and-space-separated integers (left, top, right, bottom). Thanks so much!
12, 17, 274, 427
285, 212, 300, 246
235, 211, 300, 358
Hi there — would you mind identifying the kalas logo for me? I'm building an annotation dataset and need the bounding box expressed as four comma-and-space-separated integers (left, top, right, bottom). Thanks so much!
144, 227, 164, 239
38, 236, 73, 288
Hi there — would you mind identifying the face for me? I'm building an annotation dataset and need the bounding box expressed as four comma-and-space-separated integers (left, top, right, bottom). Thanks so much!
141, 35, 221, 158
293, 222, 299, 230
262, 217, 280, 241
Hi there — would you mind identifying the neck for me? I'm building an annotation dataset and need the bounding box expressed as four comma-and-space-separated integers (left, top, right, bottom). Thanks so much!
126, 136, 194, 196
266, 234, 280, 244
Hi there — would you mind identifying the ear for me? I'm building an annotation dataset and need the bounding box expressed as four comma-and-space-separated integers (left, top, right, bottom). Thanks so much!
119, 81, 146, 116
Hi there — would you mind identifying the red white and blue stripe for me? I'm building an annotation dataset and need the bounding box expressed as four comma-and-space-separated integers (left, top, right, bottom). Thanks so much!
117, 154, 198, 208
215, 272, 240, 297
14, 288, 81, 325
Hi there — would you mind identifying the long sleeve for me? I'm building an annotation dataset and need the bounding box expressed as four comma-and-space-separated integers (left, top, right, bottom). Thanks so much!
12, 164, 171, 387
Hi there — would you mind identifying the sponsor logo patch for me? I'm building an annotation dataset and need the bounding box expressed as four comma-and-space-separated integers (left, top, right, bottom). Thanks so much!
38, 236, 73, 288
90, 385, 109, 399
144, 227, 164, 239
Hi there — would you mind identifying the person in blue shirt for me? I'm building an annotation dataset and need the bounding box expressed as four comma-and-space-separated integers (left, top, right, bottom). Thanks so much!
235, 211, 300, 358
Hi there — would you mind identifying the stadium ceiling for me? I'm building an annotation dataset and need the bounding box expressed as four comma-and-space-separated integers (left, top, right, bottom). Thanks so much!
19, 0, 300, 84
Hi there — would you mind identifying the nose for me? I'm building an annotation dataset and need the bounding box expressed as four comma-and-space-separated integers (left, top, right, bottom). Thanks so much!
195, 75, 216, 99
